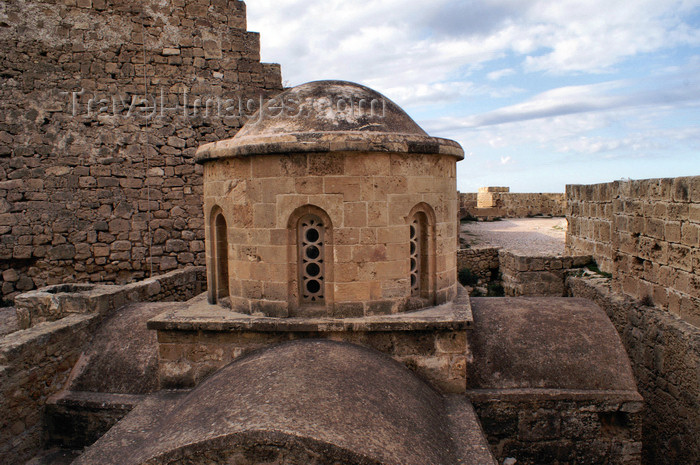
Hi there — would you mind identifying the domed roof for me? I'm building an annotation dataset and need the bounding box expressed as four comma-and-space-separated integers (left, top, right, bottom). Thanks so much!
73, 340, 495, 465
196, 80, 464, 161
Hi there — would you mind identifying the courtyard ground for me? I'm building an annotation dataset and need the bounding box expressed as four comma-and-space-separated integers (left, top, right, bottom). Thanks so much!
460, 217, 567, 256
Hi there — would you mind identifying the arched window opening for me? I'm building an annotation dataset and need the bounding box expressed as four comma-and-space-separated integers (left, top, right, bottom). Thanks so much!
299, 215, 325, 304
410, 211, 430, 300
214, 213, 229, 300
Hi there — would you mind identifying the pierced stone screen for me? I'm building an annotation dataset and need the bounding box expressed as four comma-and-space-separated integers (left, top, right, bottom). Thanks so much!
299, 215, 325, 304
410, 219, 421, 296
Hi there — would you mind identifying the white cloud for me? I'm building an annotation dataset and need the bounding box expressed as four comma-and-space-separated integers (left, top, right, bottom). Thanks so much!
245, 1, 700, 189
487, 68, 515, 81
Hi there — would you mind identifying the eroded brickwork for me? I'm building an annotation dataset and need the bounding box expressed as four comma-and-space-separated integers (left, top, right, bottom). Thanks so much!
0, 0, 283, 303
567, 177, 700, 327
568, 276, 700, 465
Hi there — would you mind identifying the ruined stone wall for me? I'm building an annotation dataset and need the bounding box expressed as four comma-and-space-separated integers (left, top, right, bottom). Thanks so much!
567, 276, 700, 465
499, 251, 591, 297
567, 177, 700, 327
459, 191, 565, 219
470, 395, 643, 465
458, 192, 477, 219
456, 246, 499, 284
0, 313, 99, 462
0, 0, 283, 303
0, 266, 205, 463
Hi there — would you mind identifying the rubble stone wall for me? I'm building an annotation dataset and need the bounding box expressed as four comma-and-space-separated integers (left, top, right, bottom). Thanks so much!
567, 276, 700, 465
0, 267, 205, 462
0, 313, 99, 463
567, 177, 700, 327
456, 247, 500, 284
0, 0, 283, 303
470, 395, 643, 465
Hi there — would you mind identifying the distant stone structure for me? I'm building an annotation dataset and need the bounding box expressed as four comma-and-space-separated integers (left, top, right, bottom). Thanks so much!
0, 0, 283, 304
459, 187, 565, 220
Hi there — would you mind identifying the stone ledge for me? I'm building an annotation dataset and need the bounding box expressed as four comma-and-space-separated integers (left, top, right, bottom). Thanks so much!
14, 267, 205, 329
466, 388, 643, 404
0, 313, 97, 365
196, 132, 465, 161
148, 285, 472, 333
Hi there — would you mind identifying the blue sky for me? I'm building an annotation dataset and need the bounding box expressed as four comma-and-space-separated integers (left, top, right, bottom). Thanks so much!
247, 0, 700, 192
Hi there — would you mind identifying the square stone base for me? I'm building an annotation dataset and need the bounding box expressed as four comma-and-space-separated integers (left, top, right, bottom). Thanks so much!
148, 286, 473, 393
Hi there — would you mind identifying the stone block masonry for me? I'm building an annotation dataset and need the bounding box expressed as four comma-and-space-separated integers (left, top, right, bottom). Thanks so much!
0, 267, 206, 463
0, 0, 283, 303
567, 176, 700, 327
499, 251, 591, 297
459, 188, 565, 220
568, 276, 700, 465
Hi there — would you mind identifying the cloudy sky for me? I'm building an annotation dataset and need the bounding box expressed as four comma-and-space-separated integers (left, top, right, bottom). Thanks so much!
247, 0, 700, 192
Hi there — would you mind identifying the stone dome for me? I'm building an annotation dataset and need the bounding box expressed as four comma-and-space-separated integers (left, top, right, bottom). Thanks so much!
73, 340, 495, 465
196, 80, 464, 160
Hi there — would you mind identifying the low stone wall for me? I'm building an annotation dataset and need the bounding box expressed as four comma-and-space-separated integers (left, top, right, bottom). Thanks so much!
457, 247, 500, 284
0, 266, 206, 463
15, 266, 205, 329
567, 276, 700, 465
459, 189, 565, 219
499, 251, 591, 296
470, 394, 642, 465
0, 313, 99, 463
567, 176, 700, 327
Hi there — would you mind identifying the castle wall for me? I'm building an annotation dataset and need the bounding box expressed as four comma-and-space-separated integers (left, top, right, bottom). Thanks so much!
0, 0, 283, 303
459, 190, 565, 220
566, 175, 700, 465
566, 176, 700, 327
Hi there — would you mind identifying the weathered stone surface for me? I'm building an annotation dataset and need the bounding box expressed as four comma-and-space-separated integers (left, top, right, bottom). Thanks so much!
566, 176, 700, 327
467, 297, 638, 391
73, 340, 496, 465
149, 287, 472, 393
568, 275, 700, 465
0, 0, 283, 303
196, 81, 465, 161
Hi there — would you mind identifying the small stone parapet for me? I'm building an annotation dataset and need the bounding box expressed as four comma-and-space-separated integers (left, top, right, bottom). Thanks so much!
567, 176, 700, 327
0, 267, 205, 463
567, 275, 700, 465
148, 287, 473, 394
0, 313, 99, 463
14, 267, 205, 329
499, 251, 591, 296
